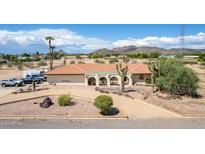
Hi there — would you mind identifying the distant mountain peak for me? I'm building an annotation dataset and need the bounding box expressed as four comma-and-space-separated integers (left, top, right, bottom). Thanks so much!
92, 45, 204, 54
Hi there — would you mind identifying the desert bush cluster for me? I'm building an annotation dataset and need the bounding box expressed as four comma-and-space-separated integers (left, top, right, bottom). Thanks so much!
58, 94, 73, 106
37, 61, 48, 66
153, 58, 199, 97
94, 95, 113, 115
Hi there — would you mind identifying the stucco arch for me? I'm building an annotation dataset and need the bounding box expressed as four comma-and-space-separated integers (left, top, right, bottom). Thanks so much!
99, 76, 107, 85
110, 76, 119, 85
88, 77, 96, 85
124, 76, 129, 85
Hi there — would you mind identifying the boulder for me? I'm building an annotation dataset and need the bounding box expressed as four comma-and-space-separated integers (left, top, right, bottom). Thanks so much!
40, 97, 53, 108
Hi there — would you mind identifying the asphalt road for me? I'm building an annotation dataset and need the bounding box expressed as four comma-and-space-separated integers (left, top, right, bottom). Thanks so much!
1, 118, 205, 129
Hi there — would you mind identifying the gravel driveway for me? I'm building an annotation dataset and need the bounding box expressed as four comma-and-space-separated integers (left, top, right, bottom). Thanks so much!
0, 96, 124, 118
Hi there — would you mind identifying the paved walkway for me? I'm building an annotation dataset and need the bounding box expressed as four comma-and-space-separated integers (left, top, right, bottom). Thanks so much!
0, 86, 177, 119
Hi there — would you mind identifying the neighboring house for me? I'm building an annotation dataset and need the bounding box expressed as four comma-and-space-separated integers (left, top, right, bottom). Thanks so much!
66, 56, 77, 60
183, 55, 199, 60
46, 63, 151, 86
159, 55, 176, 59
80, 55, 89, 59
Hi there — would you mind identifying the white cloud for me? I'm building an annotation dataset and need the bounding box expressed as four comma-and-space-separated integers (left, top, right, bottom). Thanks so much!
1, 28, 205, 53
0, 28, 111, 50
113, 32, 205, 49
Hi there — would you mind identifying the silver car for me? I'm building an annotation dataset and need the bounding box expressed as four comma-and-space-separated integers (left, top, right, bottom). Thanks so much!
0, 78, 24, 87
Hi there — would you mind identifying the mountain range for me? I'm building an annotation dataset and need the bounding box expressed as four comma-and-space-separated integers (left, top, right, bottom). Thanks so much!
92, 46, 205, 54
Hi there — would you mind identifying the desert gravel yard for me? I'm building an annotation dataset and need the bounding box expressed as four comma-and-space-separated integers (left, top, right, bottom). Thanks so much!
0, 96, 124, 118
98, 84, 205, 117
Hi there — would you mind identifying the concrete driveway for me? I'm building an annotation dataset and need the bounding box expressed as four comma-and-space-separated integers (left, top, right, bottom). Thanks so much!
0, 84, 30, 98
0, 87, 19, 97
0, 85, 178, 119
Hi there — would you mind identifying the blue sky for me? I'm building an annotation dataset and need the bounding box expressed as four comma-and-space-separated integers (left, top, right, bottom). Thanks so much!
0, 24, 205, 54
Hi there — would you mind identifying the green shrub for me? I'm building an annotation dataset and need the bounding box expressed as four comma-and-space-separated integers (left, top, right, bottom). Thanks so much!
24, 62, 36, 68
17, 64, 24, 70
76, 55, 82, 59
200, 62, 205, 66
37, 61, 47, 66
7, 63, 12, 67
148, 52, 160, 58
70, 60, 76, 64
58, 94, 73, 106
0, 64, 3, 70
109, 58, 119, 64
94, 95, 113, 115
89, 54, 102, 59
146, 78, 151, 84
183, 60, 198, 65
78, 61, 85, 64
154, 59, 199, 97
121, 56, 130, 63
94, 59, 105, 64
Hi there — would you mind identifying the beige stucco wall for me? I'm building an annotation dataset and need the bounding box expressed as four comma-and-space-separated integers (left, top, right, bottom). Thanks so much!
47, 74, 85, 83
132, 74, 151, 83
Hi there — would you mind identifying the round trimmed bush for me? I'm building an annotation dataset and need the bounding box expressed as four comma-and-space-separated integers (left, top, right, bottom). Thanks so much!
94, 95, 113, 115
58, 94, 73, 106
70, 60, 75, 64
37, 61, 47, 66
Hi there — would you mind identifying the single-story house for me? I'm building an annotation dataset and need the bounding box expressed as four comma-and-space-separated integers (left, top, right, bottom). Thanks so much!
46, 63, 151, 86
183, 55, 199, 60
159, 55, 176, 59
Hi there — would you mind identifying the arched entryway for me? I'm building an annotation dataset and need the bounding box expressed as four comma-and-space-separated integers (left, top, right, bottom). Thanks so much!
124, 77, 129, 85
88, 77, 96, 85
99, 77, 107, 86
110, 76, 118, 85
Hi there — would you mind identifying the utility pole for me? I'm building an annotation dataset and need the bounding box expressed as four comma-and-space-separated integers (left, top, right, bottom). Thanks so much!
180, 25, 185, 51
177, 25, 185, 59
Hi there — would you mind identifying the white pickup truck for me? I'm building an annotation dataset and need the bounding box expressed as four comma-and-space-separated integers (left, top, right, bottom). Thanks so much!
0, 78, 24, 87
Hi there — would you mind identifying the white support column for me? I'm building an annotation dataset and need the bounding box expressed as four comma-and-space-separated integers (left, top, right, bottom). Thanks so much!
107, 75, 110, 86
128, 75, 133, 86
118, 76, 122, 86
96, 75, 99, 86
85, 75, 88, 86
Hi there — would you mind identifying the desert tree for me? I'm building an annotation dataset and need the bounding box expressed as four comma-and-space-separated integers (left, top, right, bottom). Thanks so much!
116, 62, 128, 92
63, 57, 67, 65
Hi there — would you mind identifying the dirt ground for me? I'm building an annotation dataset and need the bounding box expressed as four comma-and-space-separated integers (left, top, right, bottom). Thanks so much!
0, 58, 147, 80
0, 67, 25, 80
1, 60, 204, 117
97, 63, 205, 117
0, 96, 123, 118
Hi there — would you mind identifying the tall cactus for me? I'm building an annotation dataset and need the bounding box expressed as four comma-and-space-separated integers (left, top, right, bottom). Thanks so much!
148, 62, 155, 93
116, 62, 128, 92
154, 59, 161, 76
148, 59, 162, 93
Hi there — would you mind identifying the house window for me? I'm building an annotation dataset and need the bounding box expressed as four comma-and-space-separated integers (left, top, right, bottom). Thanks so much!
139, 74, 144, 80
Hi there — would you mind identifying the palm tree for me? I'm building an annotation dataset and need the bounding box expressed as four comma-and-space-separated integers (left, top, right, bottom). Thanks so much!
116, 62, 128, 92
45, 36, 55, 70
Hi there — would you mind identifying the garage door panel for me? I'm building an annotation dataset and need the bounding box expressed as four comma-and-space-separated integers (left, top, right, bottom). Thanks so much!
47, 75, 84, 83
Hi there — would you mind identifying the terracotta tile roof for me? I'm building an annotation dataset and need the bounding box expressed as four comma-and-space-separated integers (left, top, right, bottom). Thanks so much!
47, 63, 151, 75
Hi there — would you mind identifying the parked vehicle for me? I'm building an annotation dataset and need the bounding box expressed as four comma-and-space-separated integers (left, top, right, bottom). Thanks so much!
23, 74, 44, 84
38, 74, 47, 81
0, 78, 24, 87
23, 69, 44, 78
